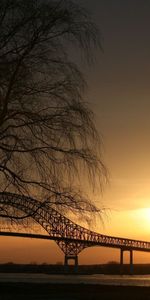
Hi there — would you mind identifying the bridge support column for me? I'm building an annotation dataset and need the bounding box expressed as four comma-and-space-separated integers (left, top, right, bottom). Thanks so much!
64, 255, 78, 273
130, 250, 133, 275
120, 249, 124, 275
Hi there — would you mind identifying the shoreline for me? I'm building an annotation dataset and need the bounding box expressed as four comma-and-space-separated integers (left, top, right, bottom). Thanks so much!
0, 283, 150, 300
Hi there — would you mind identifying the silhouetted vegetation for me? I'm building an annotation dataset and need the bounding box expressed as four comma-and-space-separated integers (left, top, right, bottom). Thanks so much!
1, 262, 150, 275
0, 0, 106, 222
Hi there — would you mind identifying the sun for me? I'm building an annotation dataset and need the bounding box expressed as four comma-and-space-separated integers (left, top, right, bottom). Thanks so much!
134, 208, 150, 228
142, 208, 150, 219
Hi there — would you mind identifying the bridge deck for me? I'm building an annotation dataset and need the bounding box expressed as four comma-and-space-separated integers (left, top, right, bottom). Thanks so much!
1, 231, 150, 253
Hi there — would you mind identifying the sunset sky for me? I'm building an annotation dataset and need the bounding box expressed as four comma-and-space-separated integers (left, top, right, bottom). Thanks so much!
1, 0, 150, 265
89, 0, 150, 240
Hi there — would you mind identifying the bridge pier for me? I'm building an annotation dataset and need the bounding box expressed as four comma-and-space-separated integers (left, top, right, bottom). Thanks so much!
120, 249, 124, 275
130, 250, 133, 275
64, 255, 78, 273
120, 249, 134, 275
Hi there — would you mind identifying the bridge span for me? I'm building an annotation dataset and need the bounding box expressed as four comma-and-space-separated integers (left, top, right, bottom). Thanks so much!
0, 191, 150, 274
0, 230, 150, 274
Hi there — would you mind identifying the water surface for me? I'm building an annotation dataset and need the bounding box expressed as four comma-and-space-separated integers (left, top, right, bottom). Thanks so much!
0, 273, 150, 286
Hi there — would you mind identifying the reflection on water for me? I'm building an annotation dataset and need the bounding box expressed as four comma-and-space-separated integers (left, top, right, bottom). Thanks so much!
87, 274, 150, 286
0, 273, 150, 286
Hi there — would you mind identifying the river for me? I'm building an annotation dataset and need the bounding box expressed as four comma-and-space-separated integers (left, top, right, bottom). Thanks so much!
0, 273, 150, 286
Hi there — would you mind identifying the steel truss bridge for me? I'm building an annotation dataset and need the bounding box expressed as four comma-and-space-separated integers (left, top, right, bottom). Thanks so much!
0, 191, 150, 274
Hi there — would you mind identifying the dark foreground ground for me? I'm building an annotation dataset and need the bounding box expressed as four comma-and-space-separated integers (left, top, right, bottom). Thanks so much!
0, 283, 150, 300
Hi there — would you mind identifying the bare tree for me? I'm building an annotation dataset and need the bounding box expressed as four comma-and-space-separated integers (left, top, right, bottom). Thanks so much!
0, 0, 106, 220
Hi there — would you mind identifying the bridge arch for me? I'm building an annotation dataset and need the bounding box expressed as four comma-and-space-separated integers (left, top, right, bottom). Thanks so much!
0, 192, 88, 257
1, 192, 150, 273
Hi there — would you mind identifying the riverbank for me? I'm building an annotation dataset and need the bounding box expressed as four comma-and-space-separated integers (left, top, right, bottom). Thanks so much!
0, 283, 150, 300
2, 263, 150, 274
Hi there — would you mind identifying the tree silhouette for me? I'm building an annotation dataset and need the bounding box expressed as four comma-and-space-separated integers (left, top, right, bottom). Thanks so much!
0, 0, 106, 220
